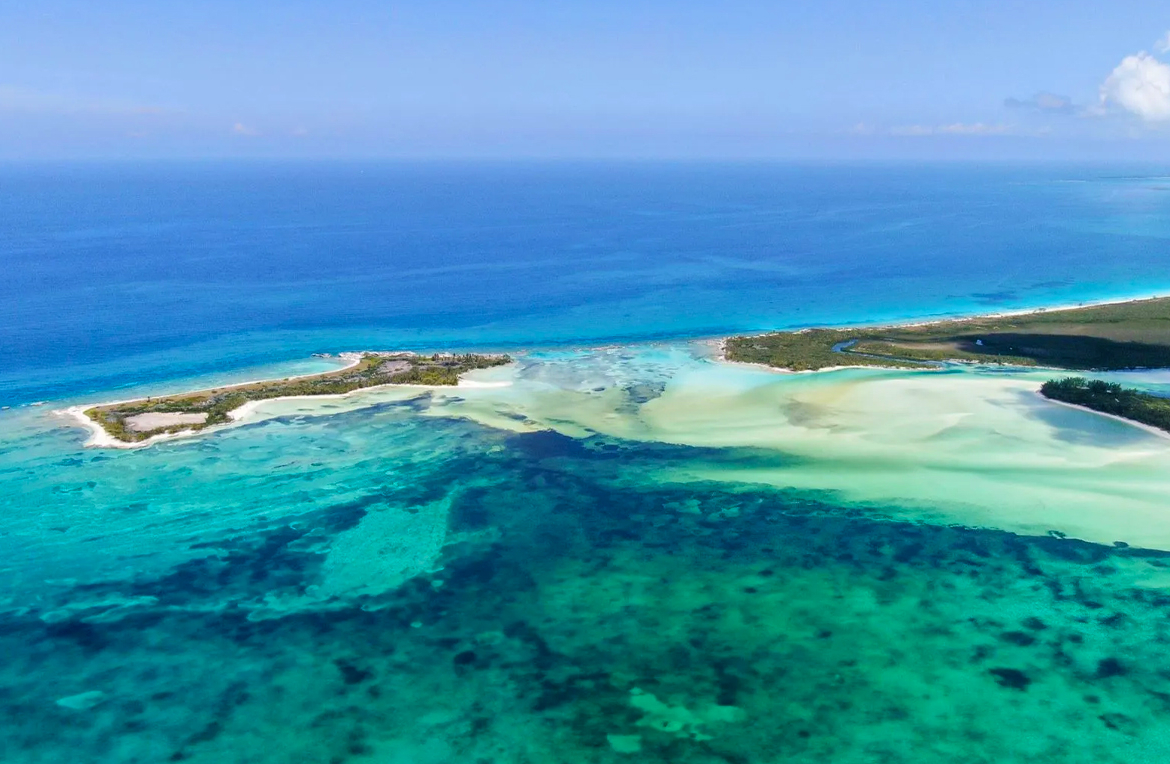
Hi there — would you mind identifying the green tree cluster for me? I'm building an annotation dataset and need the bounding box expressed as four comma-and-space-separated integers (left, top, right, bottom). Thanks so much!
1040, 377, 1170, 433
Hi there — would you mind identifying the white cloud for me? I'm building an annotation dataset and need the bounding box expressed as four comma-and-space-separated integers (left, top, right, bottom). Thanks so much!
1004, 92, 1076, 114
888, 124, 935, 136
232, 122, 260, 136
1157, 31, 1170, 54
888, 123, 1016, 136
0, 84, 166, 116
937, 122, 1013, 135
1099, 52, 1170, 122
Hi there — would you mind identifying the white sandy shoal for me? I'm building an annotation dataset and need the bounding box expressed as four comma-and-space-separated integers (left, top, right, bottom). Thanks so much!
228, 374, 514, 423
427, 358, 1170, 549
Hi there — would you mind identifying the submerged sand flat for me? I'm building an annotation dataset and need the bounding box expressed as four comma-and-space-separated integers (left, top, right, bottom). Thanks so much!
368, 344, 1170, 550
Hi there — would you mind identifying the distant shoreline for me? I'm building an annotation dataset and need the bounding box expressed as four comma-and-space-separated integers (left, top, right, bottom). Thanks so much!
854, 290, 1170, 332
716, 291, 1170, 367
720, 292, 1170, 373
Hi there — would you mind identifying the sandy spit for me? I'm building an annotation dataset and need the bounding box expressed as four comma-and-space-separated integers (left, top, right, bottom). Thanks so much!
59, 369, 512, 450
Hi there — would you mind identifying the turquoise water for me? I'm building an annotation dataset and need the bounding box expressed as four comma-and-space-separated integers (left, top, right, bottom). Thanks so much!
5, 164, 1170, 762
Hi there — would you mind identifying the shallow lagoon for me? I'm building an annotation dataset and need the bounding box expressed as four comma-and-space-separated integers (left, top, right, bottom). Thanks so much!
427, 345, 1170, 548
4, 345, 1170, 762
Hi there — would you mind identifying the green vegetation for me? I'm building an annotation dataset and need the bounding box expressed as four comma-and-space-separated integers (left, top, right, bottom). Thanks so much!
725, 297, 1170, 372
87, 352, 512, 443
725, 330, 935, 372
1040, 377, 1170, 434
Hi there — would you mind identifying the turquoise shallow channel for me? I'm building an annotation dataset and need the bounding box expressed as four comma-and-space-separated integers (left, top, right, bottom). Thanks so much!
4, 343, 1170, 763
6, 163, 1170, 763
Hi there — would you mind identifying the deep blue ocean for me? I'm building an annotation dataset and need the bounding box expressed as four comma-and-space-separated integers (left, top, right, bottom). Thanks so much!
4, 161, 1170, 405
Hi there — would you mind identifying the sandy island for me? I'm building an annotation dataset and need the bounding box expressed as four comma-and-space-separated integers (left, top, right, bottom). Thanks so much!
57, 352, 513, 449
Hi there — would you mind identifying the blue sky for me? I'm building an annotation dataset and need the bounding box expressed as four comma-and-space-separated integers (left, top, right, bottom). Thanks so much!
2, 1, 1169, 159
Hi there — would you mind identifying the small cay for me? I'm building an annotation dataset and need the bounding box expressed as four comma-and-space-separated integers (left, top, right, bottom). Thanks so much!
83, 352, 512, 444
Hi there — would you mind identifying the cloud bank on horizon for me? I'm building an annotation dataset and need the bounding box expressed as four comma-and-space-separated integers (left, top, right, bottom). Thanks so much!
852, 28, 1170, 140
1, 4, 1169, 159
